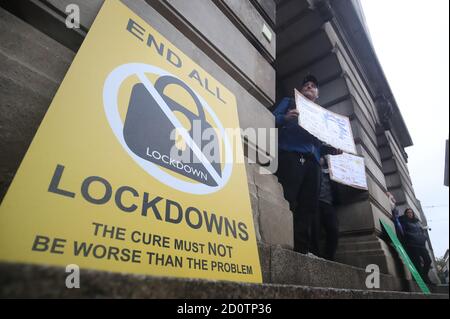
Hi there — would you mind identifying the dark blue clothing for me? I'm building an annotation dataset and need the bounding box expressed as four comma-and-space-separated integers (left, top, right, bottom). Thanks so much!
273, 97, 329, 163
399, 215, 427, 248
398, 213, 432, 283
391, 207, 405, 238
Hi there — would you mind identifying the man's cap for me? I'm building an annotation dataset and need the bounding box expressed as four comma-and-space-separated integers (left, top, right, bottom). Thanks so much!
302, 74, 319, 88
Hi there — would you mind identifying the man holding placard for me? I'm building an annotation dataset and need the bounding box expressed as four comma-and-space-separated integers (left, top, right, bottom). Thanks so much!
273, 75, 340, 254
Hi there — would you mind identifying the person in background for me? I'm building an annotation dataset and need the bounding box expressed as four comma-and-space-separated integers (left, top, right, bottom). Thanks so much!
399, 208, 433, 284
386, 192, 404, 240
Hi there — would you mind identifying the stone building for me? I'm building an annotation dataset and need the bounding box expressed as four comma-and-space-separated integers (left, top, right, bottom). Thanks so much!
445, 139, 448, 187
442, 250, 449, 284
0, 0, 441, 296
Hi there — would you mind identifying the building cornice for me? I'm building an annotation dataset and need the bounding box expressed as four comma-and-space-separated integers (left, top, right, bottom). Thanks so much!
326, 0, 414, 148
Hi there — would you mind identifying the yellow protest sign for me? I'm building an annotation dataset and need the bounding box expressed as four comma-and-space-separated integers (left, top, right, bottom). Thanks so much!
0, 0, 262, 283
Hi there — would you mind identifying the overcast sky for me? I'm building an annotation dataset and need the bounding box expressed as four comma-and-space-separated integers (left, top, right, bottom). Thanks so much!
360, 0, 449, 258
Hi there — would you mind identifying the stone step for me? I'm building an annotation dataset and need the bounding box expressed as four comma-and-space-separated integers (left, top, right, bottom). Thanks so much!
259, 244, 417, 292
0, 6, 74, 83
0, 263, 447, 299
431, 285, 449, 295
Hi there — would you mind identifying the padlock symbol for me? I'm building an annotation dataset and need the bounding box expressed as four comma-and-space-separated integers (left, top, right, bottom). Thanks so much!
123, 75, 222, 186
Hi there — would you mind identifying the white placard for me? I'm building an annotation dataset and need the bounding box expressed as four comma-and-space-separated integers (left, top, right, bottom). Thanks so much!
295, 90, 356, 154
327, 153, 368, 190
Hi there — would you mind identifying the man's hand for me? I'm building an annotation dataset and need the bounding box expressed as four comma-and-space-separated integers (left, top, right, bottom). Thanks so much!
323, 143, 343, 155
329, 148, 343, 156
284, 109, 299, 122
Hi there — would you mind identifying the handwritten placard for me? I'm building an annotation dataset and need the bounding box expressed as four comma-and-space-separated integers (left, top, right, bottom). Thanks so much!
327, 153, 368, 190
295, 90, 356, 154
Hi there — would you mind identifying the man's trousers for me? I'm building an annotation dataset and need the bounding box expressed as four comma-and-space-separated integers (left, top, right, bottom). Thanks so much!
312, 201, 339, 260
276, 151, 321, 254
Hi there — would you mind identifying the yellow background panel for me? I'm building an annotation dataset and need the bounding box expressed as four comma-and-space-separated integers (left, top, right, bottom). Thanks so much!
0, 0, 261, 283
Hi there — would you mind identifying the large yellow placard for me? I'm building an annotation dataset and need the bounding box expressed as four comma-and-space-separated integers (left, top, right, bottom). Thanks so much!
0, 0, 261, 283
